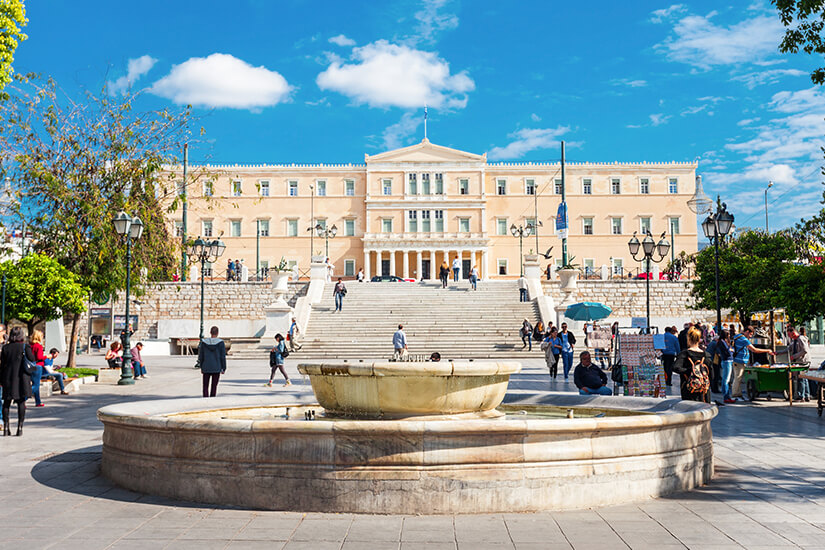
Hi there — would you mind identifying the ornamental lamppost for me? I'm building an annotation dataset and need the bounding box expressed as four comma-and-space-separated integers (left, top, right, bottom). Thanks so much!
510, 223, 534, 277
627, 230, 670, 331
315, 223, 337, 258
186, 237, 227, 344
701, 199, 735, 334
112, 211, 144, 385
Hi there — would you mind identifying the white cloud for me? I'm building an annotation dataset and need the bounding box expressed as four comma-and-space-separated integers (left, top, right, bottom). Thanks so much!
316, 40, 474, 109
530, 113, 541, 122
612, 78, 647, 87
488, 126, 569, 160
737, 117, 760, 126
329, 34, 356, 47
650, 4, 687, 23
655, 12, 783, 68
109, 55, 157, 94
412, 0, 459, 45
150, 53, 291, 110
650, 113, 671, 126
381, 112, 423, 150
731, 68, 807, 89
681, 104, 710, 116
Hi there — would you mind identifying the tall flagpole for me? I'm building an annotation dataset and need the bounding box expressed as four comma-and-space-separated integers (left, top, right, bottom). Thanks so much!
424, 105, 428, 140
561, 141, 568, 266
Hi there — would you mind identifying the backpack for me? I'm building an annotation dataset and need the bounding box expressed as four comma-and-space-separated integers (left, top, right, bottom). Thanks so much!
686, 354, 710, 394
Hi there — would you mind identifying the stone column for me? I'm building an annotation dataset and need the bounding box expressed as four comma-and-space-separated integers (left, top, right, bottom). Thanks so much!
482, 249, 489, 279
364, 250, 371, 280
403, 250, 410, 279
429, 250, 435, 280
390, 250, 397, 276
416, 250, 422, 281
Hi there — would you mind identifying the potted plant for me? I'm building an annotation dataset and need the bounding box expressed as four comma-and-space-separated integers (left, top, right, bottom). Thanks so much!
557, 255, 580, 292
270, 257, 292, 291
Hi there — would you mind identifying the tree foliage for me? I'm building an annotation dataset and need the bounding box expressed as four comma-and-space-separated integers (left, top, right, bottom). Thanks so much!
0, 76, 207, 365
0, 253, 87, 332
0, 0, 27, 91
775, 0, 825, 84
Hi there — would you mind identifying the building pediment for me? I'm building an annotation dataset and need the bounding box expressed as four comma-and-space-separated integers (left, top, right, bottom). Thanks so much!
366, 138, 486, 164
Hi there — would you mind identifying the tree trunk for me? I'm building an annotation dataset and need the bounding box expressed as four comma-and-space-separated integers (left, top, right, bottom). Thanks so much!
66, 312, 81, 368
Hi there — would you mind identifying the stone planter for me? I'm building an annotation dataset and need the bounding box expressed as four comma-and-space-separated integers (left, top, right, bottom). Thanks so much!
270, 272, 290, 292
557, 268, 579, 292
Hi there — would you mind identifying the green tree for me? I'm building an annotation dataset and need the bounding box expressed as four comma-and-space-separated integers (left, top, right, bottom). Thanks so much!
779, 263, 825, 323
0, 0, 26, 91
692, 230, 797, 323
775, 0, 825, 84
0, 76, 209, 366
0, 253, 87, 333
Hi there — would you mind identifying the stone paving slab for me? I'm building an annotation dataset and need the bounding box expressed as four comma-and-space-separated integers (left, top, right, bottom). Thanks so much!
1, 354, 824, 549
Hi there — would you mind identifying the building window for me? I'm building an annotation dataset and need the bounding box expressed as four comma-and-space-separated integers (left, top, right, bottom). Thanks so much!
497, 218, 508, 236
203, 180, 214, 197
554, 179, 563, 194
525, 218, 537, 232
287, 219, 298, 237
408, 210, 418, 232
497, 179, 507, 195
258, 219, 269, 237
459, 217, 470, 233
498, 259, 508, 275
434, 210, 444, 232
317, 180, 326, 197
525, 179, 536, 195
203, 261, 213, 277
583, 217, 593, 235
421, 173, 430, 195
382, 179, 392, 196
555, 258, 563, 269
408, 173, 417, 195
640, 178, 650, 194
345, 179, 355, 196
382, 218, 393, 233
583, 259, 595, 275
611, 217, 623, 235
288, 180, 298, 196
344, 218, 355, 237
344, 259, 355, 277
202, 220, 213, 237
612, 258, 623, 276
315, 218, 326, 231
640, 217, 651, 234
230, 220, 242, 237
421, 210, 431, 232
231, 180, 242, 197
582, 179, 592, 195
611, 178, 621, 195
669, 178, 678, 194
435, 173, 443, 194
670, 217, 681, 235
259, 260, 269, 278
259, 180, 270, 197
459, 178, 469, 195
174, 221, 184, 238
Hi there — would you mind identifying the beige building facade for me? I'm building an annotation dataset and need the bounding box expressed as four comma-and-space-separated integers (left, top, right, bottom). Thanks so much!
174, 139, 698, 280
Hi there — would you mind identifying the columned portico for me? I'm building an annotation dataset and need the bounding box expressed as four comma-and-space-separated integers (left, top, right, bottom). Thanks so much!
364, 250, 370, 279
402, 251, 409, 279
390, 251, 397, 276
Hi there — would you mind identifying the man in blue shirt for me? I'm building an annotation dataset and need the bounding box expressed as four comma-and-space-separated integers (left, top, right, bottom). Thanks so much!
393, 324, 407, 357
288, 317, 302, 352
662, 326, 680, 387
730, 325, 775, 401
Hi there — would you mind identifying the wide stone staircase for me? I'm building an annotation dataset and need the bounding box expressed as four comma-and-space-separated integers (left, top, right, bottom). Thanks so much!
295, 280, 542, 359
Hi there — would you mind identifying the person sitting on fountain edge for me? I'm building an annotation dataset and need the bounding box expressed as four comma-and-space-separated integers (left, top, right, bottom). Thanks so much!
573, 351, 612, 396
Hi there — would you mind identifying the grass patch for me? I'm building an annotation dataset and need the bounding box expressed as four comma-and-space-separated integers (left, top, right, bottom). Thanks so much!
58, 367, 99, 378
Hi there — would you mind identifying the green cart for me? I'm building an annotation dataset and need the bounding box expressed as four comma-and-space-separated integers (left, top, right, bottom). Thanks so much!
743, 364, 809, 405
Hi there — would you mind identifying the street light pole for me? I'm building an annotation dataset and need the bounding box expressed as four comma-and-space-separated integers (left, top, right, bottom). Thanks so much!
628, 231, 670, 331
112, 212, 144, 386
510, 223, 534, 277
315, 223, 338, 259
186, 237, 227, 366
701, 198, 735, 333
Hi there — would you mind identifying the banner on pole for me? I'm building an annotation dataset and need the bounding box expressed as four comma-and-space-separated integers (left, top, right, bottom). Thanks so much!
555, 202, 568, 238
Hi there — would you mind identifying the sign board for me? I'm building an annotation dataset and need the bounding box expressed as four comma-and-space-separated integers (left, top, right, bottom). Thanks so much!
90, 307, 111, 318
631, 317, 647, 329
555, 202, 568, 233
113, 314, 139, 331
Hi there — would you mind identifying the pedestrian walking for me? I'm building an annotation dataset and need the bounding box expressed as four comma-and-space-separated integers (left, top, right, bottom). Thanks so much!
131, 342, 148, 379
29, 330, 47, 407
393, 325, 408, 358
545, 264, 552, 280
439, 262, 449, 288
541, 327, 558, 376
451, 257, 461, 282
198, 326, 226, 397
520, 319, 533, 351
288, 317, 303, 351
559, 323, 576, 380
662, 326, 680, 387
716, 330, 734, 403
517, 275, 528, 302
672, 326, 711, 403
267, 334, 291, 387
469, 265, 479, 290
789, 326, 811, 401
333, 277, 346, 312
0, 326, 37, 436
357, 268, 365, 282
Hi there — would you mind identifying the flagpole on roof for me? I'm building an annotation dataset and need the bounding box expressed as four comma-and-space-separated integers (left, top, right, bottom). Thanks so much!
424, 105, 428, 140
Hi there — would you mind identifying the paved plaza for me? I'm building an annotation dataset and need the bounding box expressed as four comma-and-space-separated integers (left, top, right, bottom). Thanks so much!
0, 355, 824, 550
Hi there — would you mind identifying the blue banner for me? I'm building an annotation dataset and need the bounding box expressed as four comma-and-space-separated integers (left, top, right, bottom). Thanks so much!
555, 202, 568, 231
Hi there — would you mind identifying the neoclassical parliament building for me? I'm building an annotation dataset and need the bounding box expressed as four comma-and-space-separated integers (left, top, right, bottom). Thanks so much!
173, 139, 699, 280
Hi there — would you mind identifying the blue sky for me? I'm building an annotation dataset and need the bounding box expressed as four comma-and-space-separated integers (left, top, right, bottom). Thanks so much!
13, 0, 825, 231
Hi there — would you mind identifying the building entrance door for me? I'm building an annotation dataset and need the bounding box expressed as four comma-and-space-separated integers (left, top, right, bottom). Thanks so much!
421, 259, 430, 280
462, 259, 471, 279
381, 259, 390, 276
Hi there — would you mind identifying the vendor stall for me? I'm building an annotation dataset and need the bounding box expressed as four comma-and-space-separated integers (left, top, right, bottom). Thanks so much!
741, 308, 805, 405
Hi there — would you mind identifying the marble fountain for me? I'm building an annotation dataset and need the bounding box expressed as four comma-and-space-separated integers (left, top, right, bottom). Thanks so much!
98, 361, 716, 514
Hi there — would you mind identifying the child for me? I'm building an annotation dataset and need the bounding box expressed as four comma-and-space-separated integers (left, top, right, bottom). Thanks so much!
43, 348, 69, 395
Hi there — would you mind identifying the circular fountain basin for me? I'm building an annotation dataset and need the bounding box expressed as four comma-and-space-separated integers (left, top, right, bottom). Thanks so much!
98, 393, 716, 514
296, 361, 521, 418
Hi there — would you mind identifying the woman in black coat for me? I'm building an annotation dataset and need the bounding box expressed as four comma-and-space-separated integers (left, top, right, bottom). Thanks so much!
0, 326, 37, 436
